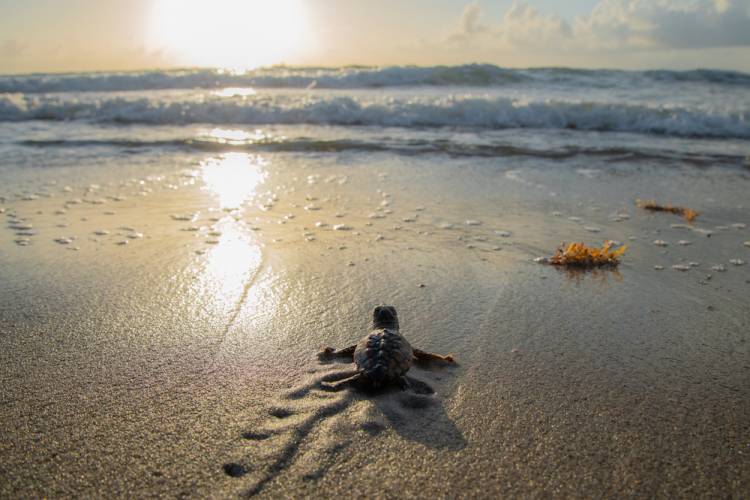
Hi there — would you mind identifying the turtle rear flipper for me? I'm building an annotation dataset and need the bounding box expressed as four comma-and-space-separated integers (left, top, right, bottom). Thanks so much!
318, 344, 356, 361
320, 372, 362, 391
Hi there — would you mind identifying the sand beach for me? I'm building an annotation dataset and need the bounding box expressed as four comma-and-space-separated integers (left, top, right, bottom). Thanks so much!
1, 133, 749, 496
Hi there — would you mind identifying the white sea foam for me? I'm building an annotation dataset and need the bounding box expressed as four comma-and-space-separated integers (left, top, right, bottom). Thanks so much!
1, 93, 748, 139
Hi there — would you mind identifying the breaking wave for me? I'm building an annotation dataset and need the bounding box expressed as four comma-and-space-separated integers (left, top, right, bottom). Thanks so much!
1, 93, 747, 139
1, 65, 750, 93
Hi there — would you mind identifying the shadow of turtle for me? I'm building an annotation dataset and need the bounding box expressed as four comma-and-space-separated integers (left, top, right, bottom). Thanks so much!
224, 361, 465, 496
316, 358, 466, 451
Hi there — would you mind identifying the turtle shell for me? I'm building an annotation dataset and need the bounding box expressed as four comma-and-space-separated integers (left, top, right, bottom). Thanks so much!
353, 328, 413, 384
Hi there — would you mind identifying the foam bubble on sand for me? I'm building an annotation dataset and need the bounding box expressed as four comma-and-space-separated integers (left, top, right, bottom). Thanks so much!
711, 264, 727, 272
653, 265, 664, 270
439, 223, 454, 230
495, 230, 511, 237
678, 240, 692, 246
315, 221, 328, 228
568, 216, 582, 222
653, 240, 669, 247
304, 204, 321, 211
465, 220, 481, 226
54, 237, 74, 245
730, 223, 746, 229
729, 259, 745, 266
584, 226, 601, 233
672, 264, 690, 271
688, 262, 700, 267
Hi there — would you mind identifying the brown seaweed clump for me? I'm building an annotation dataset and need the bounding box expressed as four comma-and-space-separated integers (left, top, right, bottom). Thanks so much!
541, 241, 626, 268
636, 199, 699, 222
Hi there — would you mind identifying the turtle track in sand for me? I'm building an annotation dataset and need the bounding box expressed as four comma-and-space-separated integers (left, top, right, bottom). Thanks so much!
222, 363, 465, 496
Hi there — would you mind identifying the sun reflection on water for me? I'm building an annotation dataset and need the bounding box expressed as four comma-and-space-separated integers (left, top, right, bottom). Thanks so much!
199, 221, 263, 309
201, 152, 267, 209
213, 87, 257, 98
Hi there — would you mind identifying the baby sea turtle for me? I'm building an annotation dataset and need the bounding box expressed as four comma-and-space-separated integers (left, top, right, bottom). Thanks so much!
319, 305, 454, 389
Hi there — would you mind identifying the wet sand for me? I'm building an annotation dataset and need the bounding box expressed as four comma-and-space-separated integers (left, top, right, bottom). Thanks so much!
1, 154, 749, 497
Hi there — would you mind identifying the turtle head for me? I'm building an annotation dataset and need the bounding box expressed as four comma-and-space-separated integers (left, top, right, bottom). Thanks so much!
373, 305, 399, 329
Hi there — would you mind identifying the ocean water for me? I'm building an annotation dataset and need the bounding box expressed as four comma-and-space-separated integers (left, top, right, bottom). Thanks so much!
1, 64, 749, 185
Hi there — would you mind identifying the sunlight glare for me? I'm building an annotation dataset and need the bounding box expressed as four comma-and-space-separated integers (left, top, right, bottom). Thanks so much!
213, 87, 257, 98
198, 221, 264, 311
149, 0, 311, 70
201, 153, 266, 209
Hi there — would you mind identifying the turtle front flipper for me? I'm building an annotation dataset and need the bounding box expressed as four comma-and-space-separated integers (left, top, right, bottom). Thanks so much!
412, 347, 455, 364
318, 344, 356, 360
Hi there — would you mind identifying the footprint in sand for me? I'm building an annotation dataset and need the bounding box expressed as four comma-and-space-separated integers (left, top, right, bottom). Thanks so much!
223, 363, 464, 496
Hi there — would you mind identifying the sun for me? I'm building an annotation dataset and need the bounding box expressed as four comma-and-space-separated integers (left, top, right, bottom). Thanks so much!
148, 0, 311, 71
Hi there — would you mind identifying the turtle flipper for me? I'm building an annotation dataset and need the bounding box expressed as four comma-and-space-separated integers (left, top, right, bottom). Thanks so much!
318, 344, 356, 361
320, 372, 362, 391
412, 347, 455, 364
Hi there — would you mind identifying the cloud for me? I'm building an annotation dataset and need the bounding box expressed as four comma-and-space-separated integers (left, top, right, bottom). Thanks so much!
460, 2, 485, 35
495, 2, 572, 49
577, 0, 750, 49
448, 2, 488, 42
454, 0, 750, 51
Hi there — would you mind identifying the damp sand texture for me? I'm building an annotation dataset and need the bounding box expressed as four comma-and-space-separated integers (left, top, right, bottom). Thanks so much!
1, 150, 749, 498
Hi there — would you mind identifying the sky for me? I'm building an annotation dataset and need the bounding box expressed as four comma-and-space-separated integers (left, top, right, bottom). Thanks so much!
1, 0, 749, 74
